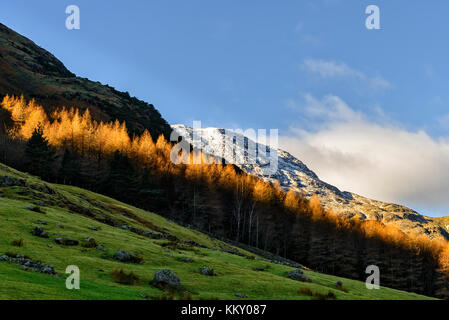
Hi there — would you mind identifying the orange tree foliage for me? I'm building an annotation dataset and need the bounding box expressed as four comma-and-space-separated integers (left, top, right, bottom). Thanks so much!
2, 95, 449, 296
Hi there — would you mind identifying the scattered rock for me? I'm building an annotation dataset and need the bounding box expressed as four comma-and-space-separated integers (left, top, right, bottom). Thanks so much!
253, 267, 265, 271
120, 225, 130, 230
180, 257, 192, 263
31, 226, 49, 238
198, 266, 216, 276
112, 250, 143, 263
25, 205, 44, 213
336, 280, 343, 287
96, 244, 106, 251
113, 250, 132, 262
90, 226, 99, 231
183, 240, 208, 248
235, 293, 247, 298
0, 253, 55, 275
288, 268, 309, 282
38, 220, 47, 225
151, 269, 181, 288
81, 237, 97, 248
58, 225, 64, 229
55, 238, 79, 246
1, 176, 19, 187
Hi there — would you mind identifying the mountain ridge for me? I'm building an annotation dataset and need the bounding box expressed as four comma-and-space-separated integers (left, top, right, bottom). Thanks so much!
172, 124, 449, 241
0, 23, 171, 139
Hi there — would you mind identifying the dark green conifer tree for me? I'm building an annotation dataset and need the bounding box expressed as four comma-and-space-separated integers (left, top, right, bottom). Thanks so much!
24, 125, 55, 179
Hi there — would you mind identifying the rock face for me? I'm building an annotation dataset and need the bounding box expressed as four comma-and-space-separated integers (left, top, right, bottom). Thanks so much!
172, 124, 449, 241
55, 238, 79, 246
151, 269, 181, 288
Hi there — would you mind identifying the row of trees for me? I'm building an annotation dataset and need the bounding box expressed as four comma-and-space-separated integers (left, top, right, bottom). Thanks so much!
1, 94, 449, 298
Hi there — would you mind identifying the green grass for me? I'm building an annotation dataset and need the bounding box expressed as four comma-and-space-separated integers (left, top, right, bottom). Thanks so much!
0, 163, 436, 300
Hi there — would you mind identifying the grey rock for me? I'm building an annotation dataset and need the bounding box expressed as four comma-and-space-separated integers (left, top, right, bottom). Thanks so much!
0, 253, 56, 275
1, 176, 17, 186
38, 220, 47, 225
235, 293, 248, 298
288, 268, 307, 281
151, 269, 181, 288
26, 205, 42, 213
113, 250, 132, 262
32, 225, 43, 236
55, 238, 79, 246
180, 257, 192, 263
198, 266, 216, 276
31, 226, 48, 238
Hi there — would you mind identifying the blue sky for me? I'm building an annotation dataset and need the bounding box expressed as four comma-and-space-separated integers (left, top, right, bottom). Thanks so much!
1, 1, 449, 216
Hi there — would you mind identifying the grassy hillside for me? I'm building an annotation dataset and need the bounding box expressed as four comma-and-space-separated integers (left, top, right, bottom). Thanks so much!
0, 163, 434, 300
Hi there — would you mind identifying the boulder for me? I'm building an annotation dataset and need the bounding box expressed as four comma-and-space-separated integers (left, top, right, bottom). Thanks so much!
81, 237, 97, 248
55, 238, 79, 246
288, 268, 308, 281
113, 250, 132, 262
151, 269, 181, 288
31, 226, 49, 238
25, 205, 44, 213
198, 266, 216, 276
235, 293, 248, 298
96, 244, 106, 251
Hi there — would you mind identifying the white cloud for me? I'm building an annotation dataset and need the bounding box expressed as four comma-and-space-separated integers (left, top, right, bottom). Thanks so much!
301, 59, 391, 90
280, 94, 449, 216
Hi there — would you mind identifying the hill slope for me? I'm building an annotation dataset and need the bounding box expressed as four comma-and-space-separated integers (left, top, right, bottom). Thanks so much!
0, 23, 170, 138
0, 163, 432, 300
172, 124, 449, 241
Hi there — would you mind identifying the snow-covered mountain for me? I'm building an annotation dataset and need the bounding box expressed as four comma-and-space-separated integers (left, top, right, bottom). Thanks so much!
172, 124, 449, 241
